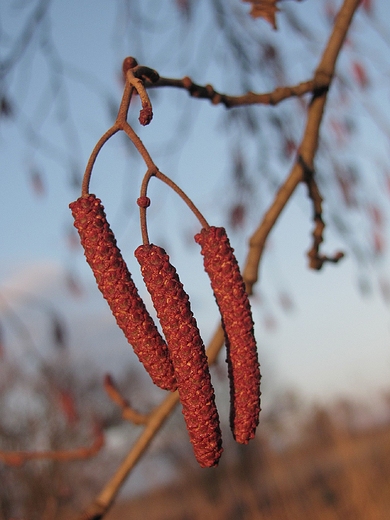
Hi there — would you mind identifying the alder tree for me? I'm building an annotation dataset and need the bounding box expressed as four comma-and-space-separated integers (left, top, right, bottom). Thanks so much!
0, 1, 389, 519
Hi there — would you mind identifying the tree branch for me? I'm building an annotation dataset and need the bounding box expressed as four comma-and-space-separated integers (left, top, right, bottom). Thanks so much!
243, 0, 360, 293
299, 155, 344, 270
0, 425, 104, 466
77, 326, 225, 520
104, 374, 149, 425
149, 76, 317, 107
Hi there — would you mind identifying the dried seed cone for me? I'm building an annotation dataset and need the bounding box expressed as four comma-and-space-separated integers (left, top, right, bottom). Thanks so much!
69, 194, 177, 391
135, 244, 223, 467
195, 226, 261, 444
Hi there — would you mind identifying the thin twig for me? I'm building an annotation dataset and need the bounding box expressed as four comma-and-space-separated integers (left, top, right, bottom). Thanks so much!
81, 125, 120, 196
104, 375, 149, 425
243, 0, 360, 294
148, 76, 318, 108
299, 155, 344, 270
81, 60, 158, 195
126, 66, 159, 125
155, 170, 209, 229
0, 426, 104, 466
137, 168, 210, 245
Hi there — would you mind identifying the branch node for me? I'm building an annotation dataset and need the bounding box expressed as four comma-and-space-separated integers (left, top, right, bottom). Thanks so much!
104, 374, 149, 425
133, 65, 160, 84
183, 76, 193, 89
313, 69, 332, 94
308, 250, 345, 270
122, 56, 138, 78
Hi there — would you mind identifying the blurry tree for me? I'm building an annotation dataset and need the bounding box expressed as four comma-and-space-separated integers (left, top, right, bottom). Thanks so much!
0, 0, 390, 518
1, 1, 389, 295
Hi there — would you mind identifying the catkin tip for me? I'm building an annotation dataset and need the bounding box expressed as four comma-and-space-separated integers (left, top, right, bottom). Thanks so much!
195, 226, 261, 444
135, 243, 223, 467
70, 194, 177, 391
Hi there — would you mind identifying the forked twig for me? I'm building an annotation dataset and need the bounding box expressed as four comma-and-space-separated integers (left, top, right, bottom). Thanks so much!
104, 375, 149, 425
138, 168, 210, 245
243, 0, 359, 293
81, 60, 159, 196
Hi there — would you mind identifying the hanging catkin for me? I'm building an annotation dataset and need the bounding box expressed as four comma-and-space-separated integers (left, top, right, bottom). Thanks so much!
135, 244, 223, 467
69, 194, 177, 391
195, 226, 261, 444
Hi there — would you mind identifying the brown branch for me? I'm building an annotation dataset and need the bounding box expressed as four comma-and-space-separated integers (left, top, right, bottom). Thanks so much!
125, 65, 160, 126
154, 170, 210, 229
149, 76, 318, 108
243, 0, 360, 294
76, 325, 226, 520
299, 156, 345, 270
81, 58, 158, 196
103, 374, 149, 425
0, 425, 104, 467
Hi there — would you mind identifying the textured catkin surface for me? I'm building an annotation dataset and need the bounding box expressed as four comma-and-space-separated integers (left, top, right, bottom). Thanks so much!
69, 194, 177, 391
195, 226, 261, 444
135, 244, 223, 467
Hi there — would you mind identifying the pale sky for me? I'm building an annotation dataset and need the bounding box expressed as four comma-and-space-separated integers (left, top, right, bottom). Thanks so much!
0, 0, 389, 412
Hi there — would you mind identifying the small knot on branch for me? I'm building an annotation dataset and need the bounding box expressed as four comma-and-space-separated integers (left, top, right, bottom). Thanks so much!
313, 69, 332, 95
137, 196, 151, 208
183, 76, 193, 89
308, 250, 345, 270
298, 154, 315, 182
122, 56, 138, 79
181, 77, 223, 104
205, 83, 222, 105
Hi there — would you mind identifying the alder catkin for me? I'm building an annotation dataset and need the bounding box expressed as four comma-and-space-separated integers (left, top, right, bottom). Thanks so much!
135, 244, 223, 467
195, 226, 261, 444
69, 194, 177, 391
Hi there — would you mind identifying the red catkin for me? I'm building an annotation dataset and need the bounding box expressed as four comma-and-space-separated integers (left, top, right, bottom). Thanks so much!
195, 226, 261, 444
135, 244, 223, 467
69, 194, 177, 392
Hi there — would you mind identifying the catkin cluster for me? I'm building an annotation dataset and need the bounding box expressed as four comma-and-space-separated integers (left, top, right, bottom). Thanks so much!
195, 226, 261, 444
135, 244, 223, 467
69, 194, 177, 392
70, 194, 260, 466
70, 56, 261, 468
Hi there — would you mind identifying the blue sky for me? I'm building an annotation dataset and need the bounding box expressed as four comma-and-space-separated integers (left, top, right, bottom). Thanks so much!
0, 0, 389, 411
